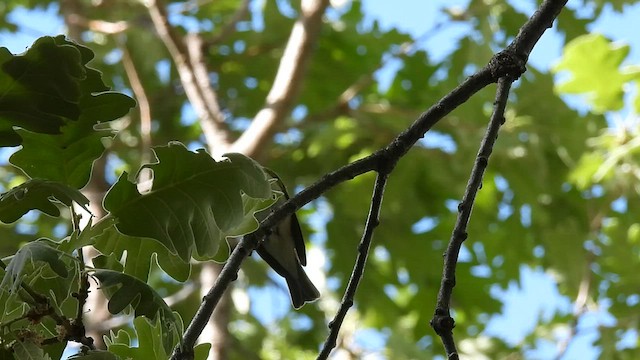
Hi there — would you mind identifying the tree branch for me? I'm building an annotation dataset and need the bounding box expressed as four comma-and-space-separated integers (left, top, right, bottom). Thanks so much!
431, 76, 513, 359
507, 0, 566, 63
231, 0, 331, 157
173, 57, 494, 358
200, 264, 232, 360
171, 233, 257, 359
205, 0, 251, 47
429, 2, 567, 357
172, 52, 493, 360
146, 0, 232, 153
64, 14, 129, 34
120, 41, 153, 167
172, 0, 566, 357
554, 251, 595, 359
317, 170, 390, 359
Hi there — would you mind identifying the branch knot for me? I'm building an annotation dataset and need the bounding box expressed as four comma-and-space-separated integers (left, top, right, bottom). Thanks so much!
488, 49, 526, 81
430, 314, 456, 337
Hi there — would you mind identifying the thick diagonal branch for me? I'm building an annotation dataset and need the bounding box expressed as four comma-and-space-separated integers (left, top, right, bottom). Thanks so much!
231, 0, 331, 157
147, 0, 232, 152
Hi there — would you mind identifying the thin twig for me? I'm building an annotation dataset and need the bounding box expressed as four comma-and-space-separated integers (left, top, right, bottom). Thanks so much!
506, 0, 567, 64
317, 170, 390, 359
206, 0, 251, 46
428, 1, 568, 356
0, 259, 95, 348
70, 271, 95, 349
69, 208, 95, 348
554, 251, 595, 359
431, 76, 513, 359
120, 41, 153, 167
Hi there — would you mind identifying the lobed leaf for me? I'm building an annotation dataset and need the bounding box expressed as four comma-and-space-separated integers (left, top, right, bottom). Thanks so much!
0, 240, 69, 295
553, 33, 640, 113
0, 179, 90, 223
103, 142, 272, 262
92, 273, 180, 354
7, 36, 135, 187
92, 225, 191, 282
105, 316, 210, 360
0, 37, 85, 146
12, 340, 52, 360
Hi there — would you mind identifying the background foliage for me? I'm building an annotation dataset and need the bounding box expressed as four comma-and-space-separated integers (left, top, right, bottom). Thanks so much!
1, 0, 640, 359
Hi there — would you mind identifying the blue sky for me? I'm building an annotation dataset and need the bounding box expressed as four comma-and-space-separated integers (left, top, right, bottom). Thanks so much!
2, 1, 640, 359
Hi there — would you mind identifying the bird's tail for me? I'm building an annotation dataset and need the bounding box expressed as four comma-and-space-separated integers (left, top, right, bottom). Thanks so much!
287, 265, 320, 309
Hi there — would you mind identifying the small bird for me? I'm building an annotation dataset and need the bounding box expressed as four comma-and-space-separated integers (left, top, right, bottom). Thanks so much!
256, 171, 320, 309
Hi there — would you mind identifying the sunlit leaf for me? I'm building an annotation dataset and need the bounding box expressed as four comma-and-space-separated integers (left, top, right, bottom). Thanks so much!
553, 34, 640, 113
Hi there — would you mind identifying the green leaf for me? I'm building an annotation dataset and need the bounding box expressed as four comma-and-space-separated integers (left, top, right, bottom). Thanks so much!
92, 269, 180, 352
569, 152, 604, 189
57, 217, 116, 253
0, 37, 84, 146
9, 128, 111, 190
0, 179, 90, 223
8, 36, 135, 187
553, 33, 640, 113
104, 328, 131, 349
93, 225, 191, 282
635, 79, 640, 114
0, 35, 130, 149
105, 316, 181, 357
0, 275, 29, 323
12, 340, 52, 360
194, 343, 212, 360
234, 186, 281, 236
103, 143, 272, 262
213, 190, 280, 262
1, 240, 69, 294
